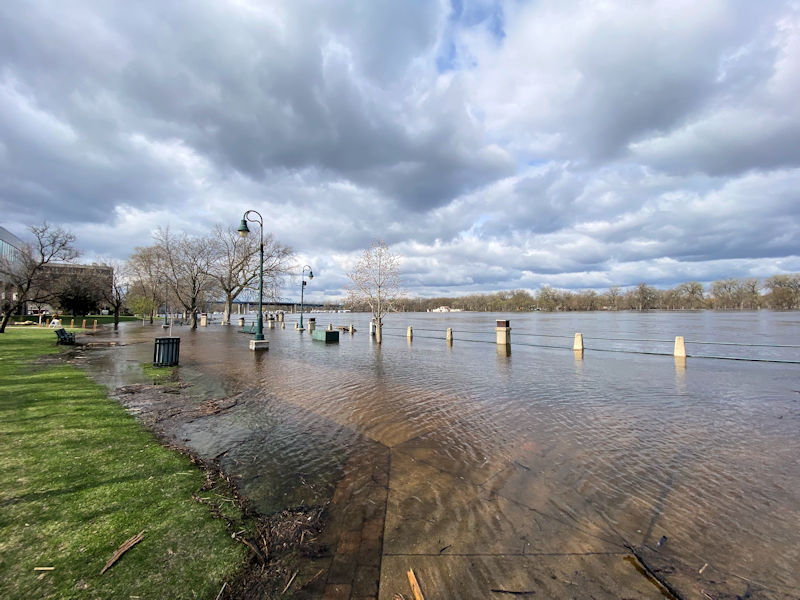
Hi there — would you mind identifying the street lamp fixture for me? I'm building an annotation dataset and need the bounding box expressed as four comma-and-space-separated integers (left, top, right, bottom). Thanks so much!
237, 210, 266, 345
299, 265, 313, 329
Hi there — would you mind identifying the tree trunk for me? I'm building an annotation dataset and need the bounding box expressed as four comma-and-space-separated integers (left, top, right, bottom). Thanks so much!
0, 311, 12, 333
223, 295, 233, 325
113, 306, 120, 330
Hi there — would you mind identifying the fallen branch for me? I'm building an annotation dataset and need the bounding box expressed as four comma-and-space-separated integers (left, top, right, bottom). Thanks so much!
100, 530, 145, 575
214, 582, 227, 600
281, 571, 297, 595
407, 569, 425, 600
625, 544, 686, 600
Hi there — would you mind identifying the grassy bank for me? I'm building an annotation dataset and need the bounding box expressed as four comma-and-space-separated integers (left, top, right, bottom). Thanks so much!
0, 329, 245, 599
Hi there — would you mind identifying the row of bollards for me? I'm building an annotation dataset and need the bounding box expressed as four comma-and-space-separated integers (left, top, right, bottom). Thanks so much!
42, 318, 97, 330
401, 320, 689, 358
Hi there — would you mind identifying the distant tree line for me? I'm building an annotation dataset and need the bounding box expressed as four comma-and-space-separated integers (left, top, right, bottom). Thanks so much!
383, 275, 800, 313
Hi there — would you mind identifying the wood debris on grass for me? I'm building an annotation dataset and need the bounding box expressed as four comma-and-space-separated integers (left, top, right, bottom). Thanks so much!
100, 530, 145, 575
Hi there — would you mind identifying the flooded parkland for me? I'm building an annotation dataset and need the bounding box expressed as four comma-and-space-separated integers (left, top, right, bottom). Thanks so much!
79, 311, 800, 599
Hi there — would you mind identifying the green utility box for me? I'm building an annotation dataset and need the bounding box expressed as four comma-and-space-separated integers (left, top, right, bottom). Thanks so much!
312, 329, 339, 343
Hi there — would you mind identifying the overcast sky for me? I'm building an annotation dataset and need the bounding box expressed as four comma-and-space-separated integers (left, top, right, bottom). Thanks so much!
1, 1, 799, 303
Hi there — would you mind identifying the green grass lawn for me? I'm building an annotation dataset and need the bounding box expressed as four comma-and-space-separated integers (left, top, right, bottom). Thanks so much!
0, 329, 245, 599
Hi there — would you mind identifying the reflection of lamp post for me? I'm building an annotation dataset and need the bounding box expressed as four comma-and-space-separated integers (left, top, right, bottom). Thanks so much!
237, 210, 265, 342
299, 265, 313, 329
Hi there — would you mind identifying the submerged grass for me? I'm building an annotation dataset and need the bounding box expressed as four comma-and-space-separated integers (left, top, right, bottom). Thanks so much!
0, 329, 245, 599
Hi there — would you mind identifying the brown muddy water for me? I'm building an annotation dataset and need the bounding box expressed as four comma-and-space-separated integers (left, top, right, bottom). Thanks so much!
79, 311, 800, 599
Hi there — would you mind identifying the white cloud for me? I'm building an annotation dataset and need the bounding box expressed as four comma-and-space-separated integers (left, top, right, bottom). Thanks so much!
0, 0, 798, 303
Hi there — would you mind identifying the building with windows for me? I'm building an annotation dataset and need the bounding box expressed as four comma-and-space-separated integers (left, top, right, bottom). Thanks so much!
0, 226, 24, 265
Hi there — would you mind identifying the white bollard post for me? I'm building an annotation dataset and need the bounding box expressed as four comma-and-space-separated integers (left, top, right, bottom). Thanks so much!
573, 332, 584, 352
674, 336, 686, 358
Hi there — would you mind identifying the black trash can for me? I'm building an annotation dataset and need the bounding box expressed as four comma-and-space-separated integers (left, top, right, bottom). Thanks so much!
153, 337, 180, 367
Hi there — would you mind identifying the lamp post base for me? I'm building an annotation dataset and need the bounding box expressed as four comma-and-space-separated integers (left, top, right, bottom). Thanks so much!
249, 339, 269, 351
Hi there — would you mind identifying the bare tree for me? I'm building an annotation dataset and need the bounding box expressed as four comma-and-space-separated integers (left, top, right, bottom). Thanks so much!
675, 281, 705, 309
155, 228, 217, 329
764, 274, 800, 309
127, 245, 165, 323
208, 224, 293, 325
0, 224, 79, 333
99, 262, 129, 330
345, 239, 404, 343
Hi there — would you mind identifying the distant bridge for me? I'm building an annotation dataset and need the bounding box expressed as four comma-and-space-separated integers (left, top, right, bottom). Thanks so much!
206, 299, 325, 313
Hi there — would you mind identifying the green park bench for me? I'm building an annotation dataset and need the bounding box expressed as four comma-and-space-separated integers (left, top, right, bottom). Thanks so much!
55, 328, 75, 345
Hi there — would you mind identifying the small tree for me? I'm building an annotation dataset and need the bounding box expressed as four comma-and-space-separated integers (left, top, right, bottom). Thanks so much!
345, 239, 404, 343
155, 228, 217, 329
99, 262, 128, 329
53, 276, 103, 316
0, 224, 78, 333
127, 246, 165, 324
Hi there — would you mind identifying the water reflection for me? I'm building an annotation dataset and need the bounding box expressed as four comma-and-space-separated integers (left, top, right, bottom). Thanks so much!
80, 312, 800, 598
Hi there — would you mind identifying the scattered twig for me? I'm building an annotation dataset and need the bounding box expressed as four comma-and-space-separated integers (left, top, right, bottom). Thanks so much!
625, 545, 686, 600
491, 589, 536, 595
699, 563, 708, 575
407, 568, 425, 600
100, 530, 145, 575
214, 582, 227, 600
33, 567, 55, 571
281, 571, 297, 595
236, 536, 266, 564
439, 544, 452, 553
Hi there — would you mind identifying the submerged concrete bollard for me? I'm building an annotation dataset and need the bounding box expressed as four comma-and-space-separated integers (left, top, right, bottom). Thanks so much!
349, 323, 354, 334
328, 323, 333, 331
238, 317, 245, 327
674, 336, 686, 358
93, 319, 97, 331
446, 327, 453, 344
308, 318, 316, 334
369, 321, 376, 336
407, 326, 413, 340
278, 312, 284, 322
573, 332, 584, 352
295, 322, 299, 330
496, 320, 511, 346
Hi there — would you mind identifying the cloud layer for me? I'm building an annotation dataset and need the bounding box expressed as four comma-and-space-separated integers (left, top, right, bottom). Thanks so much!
1, 0, 798, 301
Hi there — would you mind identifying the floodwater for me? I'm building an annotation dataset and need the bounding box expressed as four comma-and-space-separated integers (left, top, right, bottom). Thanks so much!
81, 311, 800, 599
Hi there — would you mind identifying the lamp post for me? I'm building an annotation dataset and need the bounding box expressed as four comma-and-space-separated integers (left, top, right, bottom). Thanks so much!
162, 279, 169, 328
237, 210, 265, 343
299, 265, 313, 329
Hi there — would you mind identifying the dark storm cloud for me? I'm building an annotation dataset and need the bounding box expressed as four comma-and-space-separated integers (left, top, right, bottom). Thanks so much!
0, 0, 511, 229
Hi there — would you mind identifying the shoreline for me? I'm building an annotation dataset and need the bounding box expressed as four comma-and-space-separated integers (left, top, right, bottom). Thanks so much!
111, 379, 330, 598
